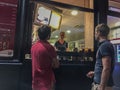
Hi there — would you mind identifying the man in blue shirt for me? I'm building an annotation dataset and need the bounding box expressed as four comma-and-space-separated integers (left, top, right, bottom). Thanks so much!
87, 23, 114, 90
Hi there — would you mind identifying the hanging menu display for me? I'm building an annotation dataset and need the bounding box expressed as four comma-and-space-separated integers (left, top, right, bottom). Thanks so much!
34, 4, 62, 29
0, 0, 18, 57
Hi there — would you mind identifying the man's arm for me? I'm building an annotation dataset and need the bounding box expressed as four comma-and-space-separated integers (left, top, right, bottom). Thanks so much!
54, 41, 58, 51
99, 56, 111, 89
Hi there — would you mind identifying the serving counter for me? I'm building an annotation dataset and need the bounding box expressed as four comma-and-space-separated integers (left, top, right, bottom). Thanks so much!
53, 51, 95, 90
54, 60, 94, 90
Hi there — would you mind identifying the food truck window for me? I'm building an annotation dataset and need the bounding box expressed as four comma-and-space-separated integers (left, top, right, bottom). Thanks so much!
31, 2, 94, 62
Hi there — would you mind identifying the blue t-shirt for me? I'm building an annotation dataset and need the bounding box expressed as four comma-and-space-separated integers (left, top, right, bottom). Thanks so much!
94, 40, 115, 86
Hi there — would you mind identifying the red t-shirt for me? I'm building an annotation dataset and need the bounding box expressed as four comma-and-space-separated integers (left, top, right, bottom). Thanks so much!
31, 40, 57, 90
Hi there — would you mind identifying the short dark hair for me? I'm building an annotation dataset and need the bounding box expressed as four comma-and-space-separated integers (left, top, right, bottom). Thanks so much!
38, 25, 51, 40
95, 23, 110, 37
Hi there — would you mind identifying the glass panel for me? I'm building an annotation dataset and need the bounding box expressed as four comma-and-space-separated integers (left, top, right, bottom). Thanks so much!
109, 0, 120, 12
0, 0, 18, 57
32, 3, 94, 61
108, 16, 120, 39
32, 3, 86, 51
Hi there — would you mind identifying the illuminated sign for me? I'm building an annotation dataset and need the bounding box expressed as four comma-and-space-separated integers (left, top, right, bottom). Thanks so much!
35, 6, 51, 25
34, 4, 62, 29
49, 11, 61, 29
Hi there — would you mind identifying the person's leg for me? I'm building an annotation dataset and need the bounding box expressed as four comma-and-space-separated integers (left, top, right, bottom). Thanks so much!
50, 82, 55, 90
105, 87, 112, 90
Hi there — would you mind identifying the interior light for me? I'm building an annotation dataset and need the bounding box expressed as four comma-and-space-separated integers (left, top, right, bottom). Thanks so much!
115, 22, 120, 26
71, 10, 78, 16
55, 35, 58, 38
67, 30, 71, 34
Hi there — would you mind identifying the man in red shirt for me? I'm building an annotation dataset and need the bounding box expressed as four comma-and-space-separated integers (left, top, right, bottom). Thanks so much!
31, 25, 59, 90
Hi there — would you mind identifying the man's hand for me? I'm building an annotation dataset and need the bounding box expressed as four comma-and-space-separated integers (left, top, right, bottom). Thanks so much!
86, 71, 94, 78
52, 58, 60, 69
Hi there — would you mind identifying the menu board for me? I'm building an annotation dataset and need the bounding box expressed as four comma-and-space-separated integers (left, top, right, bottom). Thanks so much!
34, 4, 62, 29
49, 11, 61, 29
0, 0, 18, 57
35, 6, 51, 25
